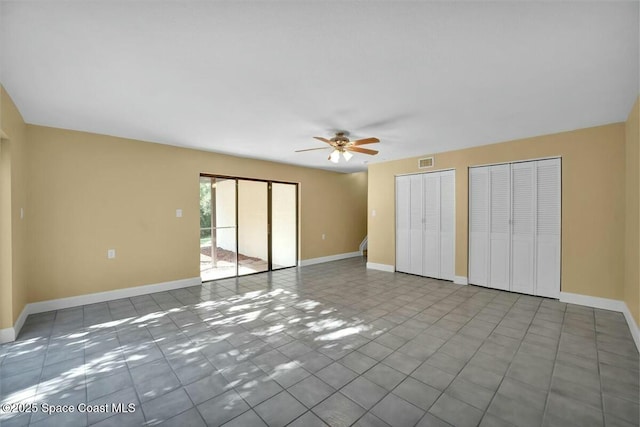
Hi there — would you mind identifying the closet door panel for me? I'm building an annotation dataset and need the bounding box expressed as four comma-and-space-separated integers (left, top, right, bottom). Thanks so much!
536, 159, 561, 298
423, 173, 440, 278
469, 167, 490, 286
489, 164, 511, 290
511, 162, 535, 295
395, 176, 411, 274
440, 171, 455, 281
409, 175, 424, 275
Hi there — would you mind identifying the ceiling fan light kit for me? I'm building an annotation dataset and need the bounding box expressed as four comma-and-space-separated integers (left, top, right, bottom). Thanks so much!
296, 132, 380, 163
329, 150, 341, 163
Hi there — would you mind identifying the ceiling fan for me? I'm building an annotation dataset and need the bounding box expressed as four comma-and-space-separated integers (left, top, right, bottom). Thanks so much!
295, 132, 379, 163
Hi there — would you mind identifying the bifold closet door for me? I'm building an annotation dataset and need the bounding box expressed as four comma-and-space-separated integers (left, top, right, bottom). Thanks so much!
535, 159, 561, 298
469, 165, 510, 290
422, 173, 440, 278
395, 174, 424, 276
396, 176, 411, 274
409, 175, 424, 275
489, 165, 511, 291
439, 171, 455, 281
469, 168, 489, 286
396, 170, 455, 280
510, 163, 535, 295
468, 159, 561, 298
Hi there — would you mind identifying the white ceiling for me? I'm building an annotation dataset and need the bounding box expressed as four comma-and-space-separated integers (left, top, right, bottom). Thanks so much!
1, 1, 638, 173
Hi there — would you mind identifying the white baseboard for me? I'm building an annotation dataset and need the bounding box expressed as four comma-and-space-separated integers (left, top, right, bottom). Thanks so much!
0, 305, 29, 343
0, 327, 15, 343
0, 276, 202, 344
366, 262, 395, 272
454, 276, 468, 285
560, 292, 639, 352
13, 305, 29, 338
621, 302, 640, 352
299, 252, 361, 267
559, 292, 625, 312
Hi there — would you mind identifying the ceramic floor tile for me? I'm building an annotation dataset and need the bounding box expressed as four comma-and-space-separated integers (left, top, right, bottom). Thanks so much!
428, 393, 484, 427
253, 390, 307, 427
340, 376, 387, 410
312, 392, 366, 427
2, 258, 637, 427
371, 393, 425, 427
288, 375, 335, 408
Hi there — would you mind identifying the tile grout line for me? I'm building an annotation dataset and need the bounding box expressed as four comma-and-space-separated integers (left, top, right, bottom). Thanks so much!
540, 300, 569, 426
594, 310, 608, 427
4, 260, 637, 427
476, 294, 548, 426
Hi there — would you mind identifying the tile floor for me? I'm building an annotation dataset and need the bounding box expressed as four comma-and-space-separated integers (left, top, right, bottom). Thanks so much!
0, 258, 638, 427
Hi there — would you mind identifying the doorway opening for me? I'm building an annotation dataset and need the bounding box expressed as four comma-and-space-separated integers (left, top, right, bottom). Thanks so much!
199, 175, 298, 281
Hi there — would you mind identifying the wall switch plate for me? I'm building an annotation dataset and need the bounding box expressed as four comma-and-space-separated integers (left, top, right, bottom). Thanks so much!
176, 209, 182, 218
322, 234, 326, 240
20, 208, 24, 219
107, 249, 116, 259
372, 209, 377, 217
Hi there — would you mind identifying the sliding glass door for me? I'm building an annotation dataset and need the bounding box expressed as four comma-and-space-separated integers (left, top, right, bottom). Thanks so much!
238, 180, 269, 275
199, 175, 298, 280
200, 177, 237, 281
271, 182, 297, 269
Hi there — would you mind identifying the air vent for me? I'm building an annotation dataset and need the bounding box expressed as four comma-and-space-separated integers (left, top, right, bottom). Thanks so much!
419, 157, 434, 169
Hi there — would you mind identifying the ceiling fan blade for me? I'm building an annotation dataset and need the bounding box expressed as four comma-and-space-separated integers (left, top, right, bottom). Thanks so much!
295, 147, 331, 152
313, 137, 334, 145
351, 137, 380, 146
347, 146, 379, 155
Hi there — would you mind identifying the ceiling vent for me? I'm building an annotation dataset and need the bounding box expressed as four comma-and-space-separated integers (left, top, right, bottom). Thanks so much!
418, 157, 434, 169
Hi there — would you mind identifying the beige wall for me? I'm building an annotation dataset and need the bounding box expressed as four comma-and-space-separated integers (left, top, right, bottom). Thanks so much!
625, 97, 639, 326
369, 123, 626, 301
26, 125, 367, 303
0, 87, 28, 328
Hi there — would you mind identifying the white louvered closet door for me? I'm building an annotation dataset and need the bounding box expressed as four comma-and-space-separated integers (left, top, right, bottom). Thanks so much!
395, 176, 411, 274
489, 165, 511, 290
423, 173, 440, 278
409, 175, 424, 275
535, 159, 561, 298
396, 170, 456, 280
510, 162, 536, 295
439, 171, 455, 281
469, 167, 490, 286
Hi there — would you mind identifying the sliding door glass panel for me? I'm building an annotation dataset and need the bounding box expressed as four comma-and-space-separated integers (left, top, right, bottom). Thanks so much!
271, 183, 297, 269
200, 176, 237, 281
238, 180, 268, 275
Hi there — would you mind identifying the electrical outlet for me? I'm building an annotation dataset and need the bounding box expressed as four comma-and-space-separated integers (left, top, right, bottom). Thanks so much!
322, 234, 326, 240
176, 209, 182, 218
107, 249, 116, 259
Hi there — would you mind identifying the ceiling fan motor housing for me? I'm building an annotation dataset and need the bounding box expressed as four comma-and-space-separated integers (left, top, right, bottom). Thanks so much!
331, 132, 350, 146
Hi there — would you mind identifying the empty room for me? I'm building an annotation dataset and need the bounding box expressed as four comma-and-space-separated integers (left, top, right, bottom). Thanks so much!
0, 1, 638, 427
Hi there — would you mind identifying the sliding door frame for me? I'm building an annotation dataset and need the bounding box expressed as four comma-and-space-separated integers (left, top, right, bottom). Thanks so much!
200, 173, 299, 279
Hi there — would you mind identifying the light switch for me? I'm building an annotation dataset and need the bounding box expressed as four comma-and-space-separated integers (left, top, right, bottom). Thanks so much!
107, 249, 116, 259
176, 209, 183, 218
20, 208, 24, 219
322, 234, 326, 240
372, 209, 377, 217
